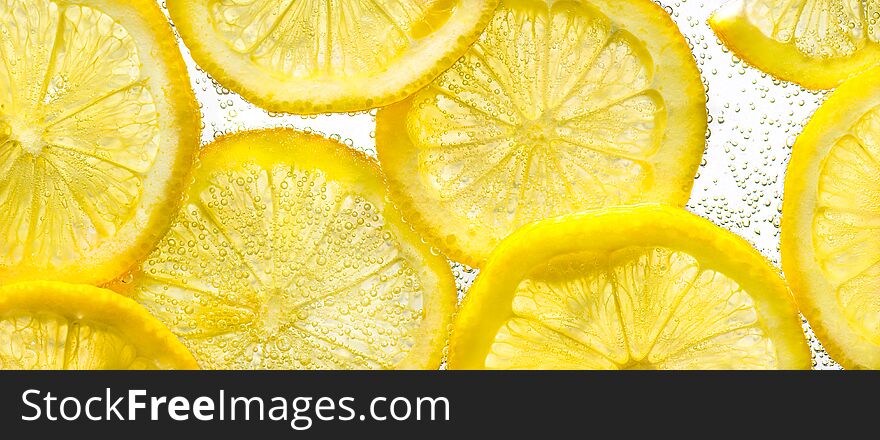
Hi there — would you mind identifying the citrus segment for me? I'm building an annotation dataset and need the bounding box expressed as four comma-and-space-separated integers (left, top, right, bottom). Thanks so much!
168, 0, 498, 113
377, 0, 706, 266
782, 66, 880, 368
0, 0, 199, 284
0, 281, 197, 370
709, 0, 880, 89
449, 205, 811, 370
124, 129, 456, 370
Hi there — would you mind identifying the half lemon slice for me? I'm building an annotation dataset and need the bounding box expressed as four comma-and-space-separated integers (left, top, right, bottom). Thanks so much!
0, 0, 200, 285
167, 0, 498, 113
0, 281, 197, 370
782, 65, 880, 369
449, 205, 811, 370
709, 0, 880, 89
121, 129, 456, 369
377, 0, 707, 266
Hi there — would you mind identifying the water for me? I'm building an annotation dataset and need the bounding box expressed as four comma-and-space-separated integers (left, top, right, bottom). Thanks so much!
159, 0, 840, 369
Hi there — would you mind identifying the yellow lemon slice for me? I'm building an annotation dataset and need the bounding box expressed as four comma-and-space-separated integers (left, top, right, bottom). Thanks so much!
709, 0, 880, 90
377, 0, 707, 267
167, 0, 498, 114
782, 66, 880, 369
0, 0, 200, 285
449, 205, 811, 370
0, 281, 197, 370
120, 129, 456, 370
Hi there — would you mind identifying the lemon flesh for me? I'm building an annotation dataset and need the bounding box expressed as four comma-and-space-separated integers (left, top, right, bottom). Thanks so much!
377, 0, 707, 266
168, 0, 498, 113
450, 205, 811, 370
0, 281, 198, 370
0, 0, 199, 284
125, 129, 456, 370
782, 65, 880, 368
710, 0, 880, 89
815, 105, 880, 339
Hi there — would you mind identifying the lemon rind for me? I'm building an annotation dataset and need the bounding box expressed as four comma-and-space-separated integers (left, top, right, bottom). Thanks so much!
0, 281, 199, 370
167, 0, 499, 114
708, 3, 880, 90
449, 204, 811, 370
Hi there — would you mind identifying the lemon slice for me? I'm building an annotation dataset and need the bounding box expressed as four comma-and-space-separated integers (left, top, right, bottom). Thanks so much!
0, 281, 197, 369
0, 0, 199, 285
709, 0, 880, 90
121, 129, 456, 370
782, 66, 880, 369
376, 0, 707, 267
167, 0, 498, 114
449, 205, 811, 370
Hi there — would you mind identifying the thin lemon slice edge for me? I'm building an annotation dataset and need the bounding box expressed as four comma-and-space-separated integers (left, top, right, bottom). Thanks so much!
450, 205, 811, 370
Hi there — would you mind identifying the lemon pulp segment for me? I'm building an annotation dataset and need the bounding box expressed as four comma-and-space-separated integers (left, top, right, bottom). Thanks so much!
125, 129, 456, 370
0, 281, 197, 369
710, 0, 880, 89
377, 0, 707, 266
782, 66, 880, 368
449, 205, 811, 370
168, 0, 498, 113
0, 0, 199, 284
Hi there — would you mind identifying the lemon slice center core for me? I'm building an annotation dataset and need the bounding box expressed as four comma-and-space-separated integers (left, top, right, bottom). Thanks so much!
4, 117, 46, 156
519, 115, 559, 145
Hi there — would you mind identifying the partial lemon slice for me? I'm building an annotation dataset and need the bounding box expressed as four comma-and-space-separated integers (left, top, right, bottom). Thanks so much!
121, 129, 456, 370
0, 281, 197, 370
0, 0, 199, 285
376, 0, 707, 267
782, 66, 880, 369
167, 0, 498, 114
709, 0, 880, 90
449, 205, 811, 370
